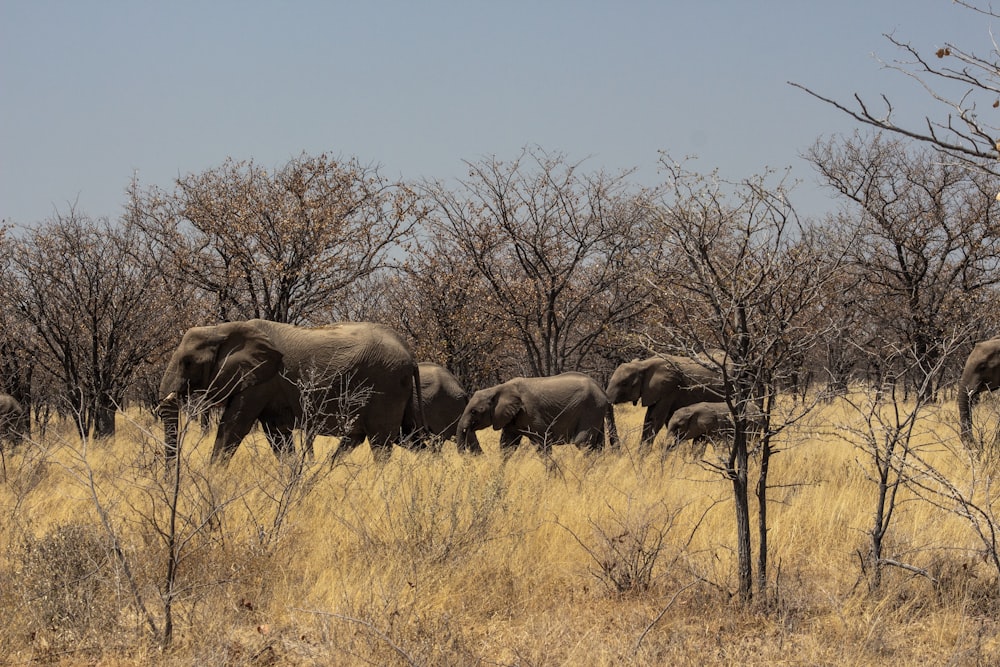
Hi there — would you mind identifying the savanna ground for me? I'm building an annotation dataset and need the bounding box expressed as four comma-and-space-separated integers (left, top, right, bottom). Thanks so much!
1, 395, 999, 666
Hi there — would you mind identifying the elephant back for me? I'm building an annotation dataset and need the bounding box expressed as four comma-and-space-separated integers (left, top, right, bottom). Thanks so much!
257, 320, 416, 380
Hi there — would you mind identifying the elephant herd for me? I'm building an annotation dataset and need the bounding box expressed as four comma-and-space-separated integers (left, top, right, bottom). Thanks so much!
154, 319, 748, 465
3, 319, 997, 463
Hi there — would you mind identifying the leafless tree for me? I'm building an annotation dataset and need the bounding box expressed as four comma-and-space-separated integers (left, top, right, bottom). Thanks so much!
421, 147, 657, 378
130, 153, 425, 325
0, 227, 35, 430
808, 247, 866, 398
647, 156, 847, 604
836, 334, 968, 592
372, 238, 511, 390
806, 132, 1000, 398
8, 209, 181, 438
791, 1, 1000, 173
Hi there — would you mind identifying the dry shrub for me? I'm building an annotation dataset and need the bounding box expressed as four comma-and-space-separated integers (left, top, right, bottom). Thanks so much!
4, 521, 130, 661
330, 451, 515, 566
561, 495, 687, 596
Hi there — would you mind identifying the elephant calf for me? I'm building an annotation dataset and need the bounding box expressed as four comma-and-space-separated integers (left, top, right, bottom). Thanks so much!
666, 401, 763, 447
402, 362, 479, 452
456, 372, 610, 454
606, 356, 725, 449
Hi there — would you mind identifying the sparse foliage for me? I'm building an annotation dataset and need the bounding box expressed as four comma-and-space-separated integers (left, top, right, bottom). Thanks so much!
371, 240, 510, 389
791, 1, 1000, 173
7, 209, 181, 438
560, 495, 702, 596
130, 153, 424, 325
807, 133, 1000, 398
421, 147, 657, 378
835, 337, 964, 591
646, 156, 847, 603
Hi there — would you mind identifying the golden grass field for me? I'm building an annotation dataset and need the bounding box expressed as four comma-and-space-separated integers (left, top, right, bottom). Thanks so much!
1, 395, 999, 666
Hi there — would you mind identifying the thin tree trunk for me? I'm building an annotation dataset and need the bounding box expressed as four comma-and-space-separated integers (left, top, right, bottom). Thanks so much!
93, 395, 117, 438
756, 434, 771, 598
732, 431, 753, 604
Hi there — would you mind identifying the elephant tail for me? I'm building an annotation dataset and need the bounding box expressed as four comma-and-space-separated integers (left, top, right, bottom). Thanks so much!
402, 365, 429, 444
413, 365, 427, 433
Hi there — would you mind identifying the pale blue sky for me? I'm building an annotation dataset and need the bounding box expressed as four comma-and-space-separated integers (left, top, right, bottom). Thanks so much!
0, 1, 986, 225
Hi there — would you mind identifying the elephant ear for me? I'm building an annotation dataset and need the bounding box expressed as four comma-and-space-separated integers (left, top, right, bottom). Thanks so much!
640, 363, 668, 407
492, 389, 522, 430
211, 322, 283, 396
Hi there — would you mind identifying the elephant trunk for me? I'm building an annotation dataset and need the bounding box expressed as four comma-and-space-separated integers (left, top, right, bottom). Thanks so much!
463, 428, 482, 454
157, 358, 190, 465
156, 391, 181, 461
456, 415, 482, 454
958, 382, 979, 450
604, 382, 628, 406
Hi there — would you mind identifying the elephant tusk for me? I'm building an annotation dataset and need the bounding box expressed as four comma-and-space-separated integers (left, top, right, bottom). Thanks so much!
155, 392, 179, 415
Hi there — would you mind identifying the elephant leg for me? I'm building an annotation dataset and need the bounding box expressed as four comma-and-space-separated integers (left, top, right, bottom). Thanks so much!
688, 436, 710, 462
605, 406, 619, 450
462, 429, 483, 454
640, 408, 658, 449
260, 420, 295, 459
367, 430, 395, 464
588, 425, 605, 451
663, 428, 683, 453
212, 401, 260, 464
199, 407, 213, 434
369, 443, 393, 464
642, 401, 674, 450
571, 426, 602, 452
301, 432, 316, 461
499, 428, 522, 456
402, 429, 429, 452
533, 433, 554, 457
211, 387, 275, 464
329, 433, 362, 467
640, 409, 663, 449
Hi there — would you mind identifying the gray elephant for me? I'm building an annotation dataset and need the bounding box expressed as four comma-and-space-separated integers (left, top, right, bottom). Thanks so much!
157, 319, 420, 464
402, 362, 479, 452
958, 337, 1000, 449
606, 356, 725, 448
666, 401, 763, 447
456, 372, 609, 454
0, 393, 25, 445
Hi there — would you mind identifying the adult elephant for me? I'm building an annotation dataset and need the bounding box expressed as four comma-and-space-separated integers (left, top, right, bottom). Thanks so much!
958, 337, 1000, 449
456, 372, 609, 454
606, 356, 725, 449
402, 362, 479, 452
157, 319, 420, 464
0, 393, 25, 445
666, 401, 763, 447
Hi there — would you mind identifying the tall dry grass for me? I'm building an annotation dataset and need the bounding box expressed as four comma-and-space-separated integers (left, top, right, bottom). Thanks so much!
0, 395, 999, 665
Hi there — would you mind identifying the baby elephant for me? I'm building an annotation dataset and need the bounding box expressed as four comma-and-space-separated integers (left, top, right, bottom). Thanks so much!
402, 362, 479, 452
456, 372, 609, 454
666, 401, 763, 447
